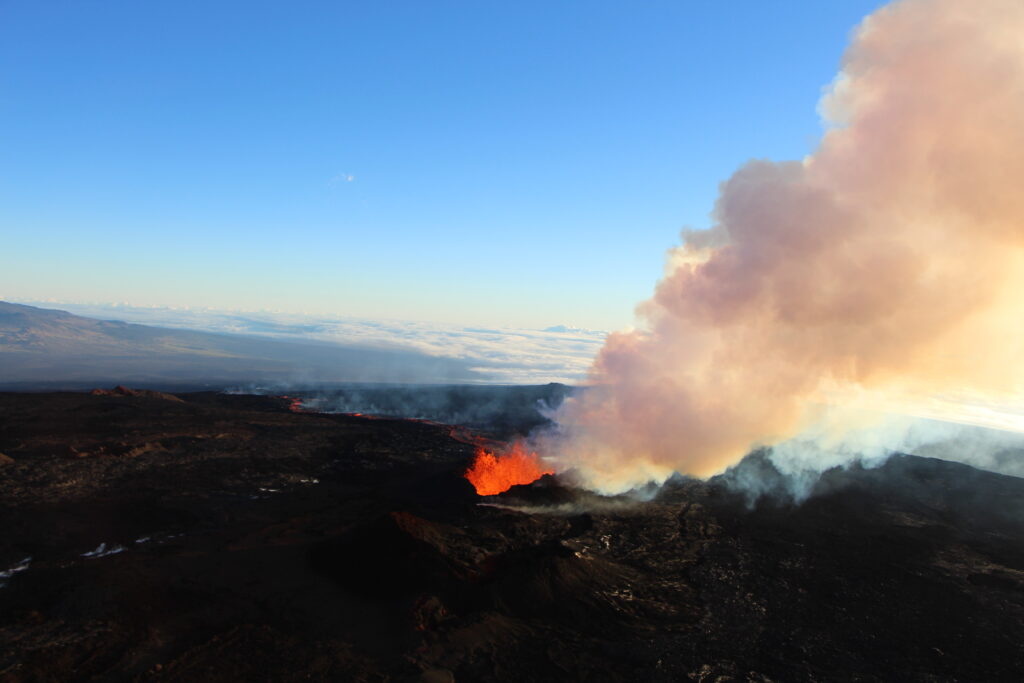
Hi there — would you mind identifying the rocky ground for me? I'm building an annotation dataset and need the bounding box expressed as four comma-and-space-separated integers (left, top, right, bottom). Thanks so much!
0, 391, 1022, 681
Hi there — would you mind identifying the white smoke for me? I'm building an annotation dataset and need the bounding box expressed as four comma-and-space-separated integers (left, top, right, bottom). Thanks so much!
544, 0, 1024, 494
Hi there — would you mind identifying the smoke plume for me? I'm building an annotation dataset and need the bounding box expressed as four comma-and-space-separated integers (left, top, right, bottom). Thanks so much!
547, 0, 1024, 492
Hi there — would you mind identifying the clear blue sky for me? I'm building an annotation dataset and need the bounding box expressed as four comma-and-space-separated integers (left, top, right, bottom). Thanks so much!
1, 0, 882, 330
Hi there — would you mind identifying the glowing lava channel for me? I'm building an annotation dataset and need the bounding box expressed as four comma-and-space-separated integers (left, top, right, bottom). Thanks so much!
464, 442, 553, 496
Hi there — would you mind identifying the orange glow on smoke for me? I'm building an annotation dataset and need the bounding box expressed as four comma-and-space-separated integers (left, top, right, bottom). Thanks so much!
464, 442, 554, 496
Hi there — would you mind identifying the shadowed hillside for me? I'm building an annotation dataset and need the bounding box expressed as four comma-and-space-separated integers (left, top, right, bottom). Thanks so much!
1, 391, 1022, 680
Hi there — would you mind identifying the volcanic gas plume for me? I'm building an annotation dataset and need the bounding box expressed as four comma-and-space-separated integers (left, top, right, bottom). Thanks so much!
541, 0, 1024, 493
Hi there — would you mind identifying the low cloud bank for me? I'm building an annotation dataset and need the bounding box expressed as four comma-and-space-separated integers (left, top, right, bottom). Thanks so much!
20, 302, 605, 384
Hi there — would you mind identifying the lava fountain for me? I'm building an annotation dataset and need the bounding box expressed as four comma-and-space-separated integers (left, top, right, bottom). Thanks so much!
464, 441, 554, 495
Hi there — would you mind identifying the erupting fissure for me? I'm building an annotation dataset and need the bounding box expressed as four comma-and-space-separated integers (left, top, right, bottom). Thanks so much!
279, 396, 306, 413
464, 442, 554, 496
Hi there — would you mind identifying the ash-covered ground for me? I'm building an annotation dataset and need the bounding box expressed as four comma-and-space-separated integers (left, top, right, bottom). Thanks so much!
1, 390, 1023, 682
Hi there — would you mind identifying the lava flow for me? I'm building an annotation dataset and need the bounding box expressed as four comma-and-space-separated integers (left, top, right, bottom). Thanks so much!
278, 396, 306, 413
464, 441, 554, 496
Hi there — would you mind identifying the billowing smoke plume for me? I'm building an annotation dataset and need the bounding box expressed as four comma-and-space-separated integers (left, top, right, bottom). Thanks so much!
547, 0, 1024, 493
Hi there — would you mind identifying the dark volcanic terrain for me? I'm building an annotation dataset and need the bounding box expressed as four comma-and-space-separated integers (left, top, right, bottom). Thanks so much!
1, 391, 1023, 681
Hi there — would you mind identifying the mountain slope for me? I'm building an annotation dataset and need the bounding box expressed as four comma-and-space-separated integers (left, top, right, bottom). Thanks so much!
0, 301, 477, 387
0, 392, 1022, 680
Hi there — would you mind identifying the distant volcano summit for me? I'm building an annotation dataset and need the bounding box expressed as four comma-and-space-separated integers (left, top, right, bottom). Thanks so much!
0, 301, 477, 389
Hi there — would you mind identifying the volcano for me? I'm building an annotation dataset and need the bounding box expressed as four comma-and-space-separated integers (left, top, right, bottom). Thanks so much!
0, 301, 477, 388
1, 390, 1023, 681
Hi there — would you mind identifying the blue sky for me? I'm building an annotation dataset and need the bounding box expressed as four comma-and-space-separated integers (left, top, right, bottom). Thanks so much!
1, 0, 882, 330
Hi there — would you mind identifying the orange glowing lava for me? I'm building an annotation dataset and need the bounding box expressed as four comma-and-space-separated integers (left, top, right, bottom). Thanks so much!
279, 396, 306, 413
464, 441, 554, 496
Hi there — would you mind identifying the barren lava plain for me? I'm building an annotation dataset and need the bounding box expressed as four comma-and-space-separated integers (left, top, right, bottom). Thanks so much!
1, 390, 1023, 681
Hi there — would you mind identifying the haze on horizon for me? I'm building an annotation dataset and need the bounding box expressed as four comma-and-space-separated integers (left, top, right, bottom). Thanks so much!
1, 1, 883, 332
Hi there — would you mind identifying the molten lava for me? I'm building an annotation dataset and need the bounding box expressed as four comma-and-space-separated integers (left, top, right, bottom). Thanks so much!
279, 396, 306, 413
464, 441, 554, 496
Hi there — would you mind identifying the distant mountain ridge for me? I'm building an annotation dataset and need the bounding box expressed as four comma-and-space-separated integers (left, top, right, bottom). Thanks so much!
13, 301, 606, 385
0, 301, 478, 388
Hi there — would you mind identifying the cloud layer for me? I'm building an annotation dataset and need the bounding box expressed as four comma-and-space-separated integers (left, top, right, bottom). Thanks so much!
22, 301, 605, 385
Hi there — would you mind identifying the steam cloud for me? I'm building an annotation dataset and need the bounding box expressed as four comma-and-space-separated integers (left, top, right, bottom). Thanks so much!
547, 0, 1024, 492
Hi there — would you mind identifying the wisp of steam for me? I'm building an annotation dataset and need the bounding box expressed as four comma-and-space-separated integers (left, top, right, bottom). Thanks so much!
543, 0, 1024, 494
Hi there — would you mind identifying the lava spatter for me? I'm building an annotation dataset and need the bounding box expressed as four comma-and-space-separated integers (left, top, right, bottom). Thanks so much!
464, 441, 553, 495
